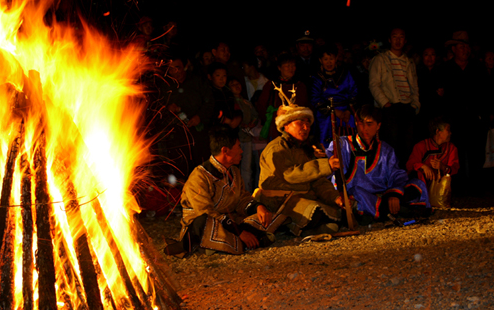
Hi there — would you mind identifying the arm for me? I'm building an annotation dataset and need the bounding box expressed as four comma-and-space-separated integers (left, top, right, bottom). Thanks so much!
408, 60, 420, 114
406, 141, 427, 173
368, 54, 390, 108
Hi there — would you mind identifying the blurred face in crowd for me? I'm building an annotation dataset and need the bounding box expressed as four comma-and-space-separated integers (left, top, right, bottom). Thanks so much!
452, 42, 470, 62
278, 61, 296, 81
254, 45, 268, 59
212, 43, 231, 64
228, 79, 242, 97
319, 52, 337, 72
296, 42, 313, 58
284, 118, 311, 142
357, 117, 381, 145
422, 48, 437, 69
201, 51, 213, 66
484, 51, 494, 69
224, 139, 243, 167
169, 59, 186, 82
389, 28, 406, 54
435, 124, 452, 145
209, 68, 227, 89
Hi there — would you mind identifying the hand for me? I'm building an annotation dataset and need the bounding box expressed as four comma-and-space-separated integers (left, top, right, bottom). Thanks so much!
239, 231, 259, 249
257, 205, 272, 228
421, 164, 435, 180
167, 103, 180, 113
187, 115, 200, 127
335, 196, 344, 208
388, 197, 400, 215
430, 159, 441, 170
383, 102, 392, 108
312, 145, 326, 158
329, 155, 340, 170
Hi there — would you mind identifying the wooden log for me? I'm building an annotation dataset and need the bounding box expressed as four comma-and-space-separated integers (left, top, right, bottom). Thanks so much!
34, 133, 57, 310
90, 198, 150, 310
132, 216, 182, 309
51, 158, 105, 310
0, 122, 23, 310
20, 151, 34, 310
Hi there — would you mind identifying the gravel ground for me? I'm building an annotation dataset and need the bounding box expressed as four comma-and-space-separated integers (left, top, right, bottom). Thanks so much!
140, 195, 494, 310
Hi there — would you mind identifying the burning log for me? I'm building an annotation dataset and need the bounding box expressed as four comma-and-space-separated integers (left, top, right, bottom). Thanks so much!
33, 133, 58, 310
21, 149, 34, 310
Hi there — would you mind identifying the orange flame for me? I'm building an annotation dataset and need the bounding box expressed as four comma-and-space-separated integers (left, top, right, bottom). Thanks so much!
0, 0, 158, 308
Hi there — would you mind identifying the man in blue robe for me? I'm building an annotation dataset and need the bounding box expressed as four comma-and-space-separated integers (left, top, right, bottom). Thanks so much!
326, 105, 430, 222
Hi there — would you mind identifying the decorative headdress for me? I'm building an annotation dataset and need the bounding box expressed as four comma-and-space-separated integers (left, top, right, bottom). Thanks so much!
273, 82, 314, 132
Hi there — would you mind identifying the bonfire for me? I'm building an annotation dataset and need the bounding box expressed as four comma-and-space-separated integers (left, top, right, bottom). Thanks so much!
0, 0, 180, 309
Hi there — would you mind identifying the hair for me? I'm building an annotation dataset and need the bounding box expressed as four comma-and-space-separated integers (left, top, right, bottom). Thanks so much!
277, 53, 296, 67
317, 43, 339, 59
356, 104, 382, 124
209, 125, 239, 156
429, 116, 450, 138
168, 50, 189, 70
207, 61, 228, 76
227, 76, 241, 85
240, 54, 259, 68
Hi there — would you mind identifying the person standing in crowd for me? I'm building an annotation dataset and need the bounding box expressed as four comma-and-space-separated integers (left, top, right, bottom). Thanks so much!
369, 27, 420, 169
311, 43, 358, 148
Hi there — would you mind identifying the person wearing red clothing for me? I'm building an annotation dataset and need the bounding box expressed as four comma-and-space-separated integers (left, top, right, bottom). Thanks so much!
406, 118, 459, 188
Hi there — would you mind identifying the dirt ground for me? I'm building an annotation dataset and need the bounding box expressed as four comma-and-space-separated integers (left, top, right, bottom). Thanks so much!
140, 195, 494, 310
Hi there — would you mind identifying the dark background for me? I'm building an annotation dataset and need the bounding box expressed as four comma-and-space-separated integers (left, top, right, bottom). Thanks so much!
76, 0, 493, 55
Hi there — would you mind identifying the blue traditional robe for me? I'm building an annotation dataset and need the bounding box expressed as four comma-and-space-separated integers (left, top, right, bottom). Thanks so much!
327, 134, 430, 218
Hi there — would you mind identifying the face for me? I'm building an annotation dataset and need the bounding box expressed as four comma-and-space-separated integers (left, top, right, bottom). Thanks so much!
202, 51, 213, 66
139, 22, 154, 36
212, 43, 231, 64
254, 45, 268, 59
422, 48, 437, 68
228, 79, 242, 96
278, 61, 296, 80
319, 53, 337, 72
169, 59, 186, 81
389, 28, 406, 52
452, 42, 470, 62
284, 118, 311, 142
296, 42, 313, 58
224, 139, 243, 166
436, 124, 451, 144
485, 51, 494, 69
209, 68, 227, 89
357, 117, 381, 145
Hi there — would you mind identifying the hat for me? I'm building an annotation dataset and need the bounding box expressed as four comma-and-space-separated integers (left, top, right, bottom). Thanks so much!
296, 30, 314, 43
445, 31, 469, 47
275, 104, 314, 133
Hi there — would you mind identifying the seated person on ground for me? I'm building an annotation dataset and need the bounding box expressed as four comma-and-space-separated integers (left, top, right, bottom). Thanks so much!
258, 100, 343, 237
165, 126, 273, 256
326, 104, 431, 223
406, 117, 459, 194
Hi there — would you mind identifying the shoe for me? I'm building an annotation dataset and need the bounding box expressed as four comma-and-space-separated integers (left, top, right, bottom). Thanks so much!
315, 222, 339, 235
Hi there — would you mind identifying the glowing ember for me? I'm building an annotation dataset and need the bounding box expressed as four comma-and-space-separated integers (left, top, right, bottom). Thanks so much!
0, 0, 179, 309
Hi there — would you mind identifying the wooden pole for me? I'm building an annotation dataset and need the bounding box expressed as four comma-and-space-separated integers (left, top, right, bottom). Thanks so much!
34, 133, 58, 310
20, 150, 34, 310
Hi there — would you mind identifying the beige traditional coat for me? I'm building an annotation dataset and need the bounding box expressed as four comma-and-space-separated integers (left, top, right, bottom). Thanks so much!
259, 132, 341, 235
180, 156, 258, 254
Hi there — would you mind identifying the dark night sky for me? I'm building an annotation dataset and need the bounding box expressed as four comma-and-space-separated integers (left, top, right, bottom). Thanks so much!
91, 0, 493, 55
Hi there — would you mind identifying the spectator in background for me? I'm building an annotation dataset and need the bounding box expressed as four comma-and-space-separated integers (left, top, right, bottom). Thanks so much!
294, 31, 319, 88
311, 43, 358, 148
369, 27, 420, 169
257, 53, 309, 142
211, 41, 247, 98
241, 55, 269, 102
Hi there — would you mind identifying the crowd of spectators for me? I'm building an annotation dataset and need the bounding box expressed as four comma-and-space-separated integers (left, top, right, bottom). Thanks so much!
133, 18, 494, 208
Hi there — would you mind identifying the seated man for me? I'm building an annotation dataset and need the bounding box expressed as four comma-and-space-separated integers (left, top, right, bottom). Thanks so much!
258, 102, 343, 236
326, 104, 430, 223
167, 126, 273, 256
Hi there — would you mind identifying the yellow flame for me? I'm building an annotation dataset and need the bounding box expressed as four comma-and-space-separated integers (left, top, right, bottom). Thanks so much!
1, 0, 155, 308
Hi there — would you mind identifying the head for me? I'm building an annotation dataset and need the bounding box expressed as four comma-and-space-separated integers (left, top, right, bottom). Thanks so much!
254, 44, 268, 59
318, 43, 339, 72
389, 28, 406, 54
227, 77, 243, 97
200, 50, 214, 66
429, 117, 451, 144
208, 62, 228, 89
241, 55, 259, 78
277, 53, 297, 81
275, 105, 314, 142
422, 47, 437, 69
168, 54, 189, 82
211, 42, 231, 64
484, 51, 494, 70
356, 105, 382, 145
209, 126, 242, 168
296, 41, 313, 58
447, 31, 470, 62
137, 16, 153, 36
